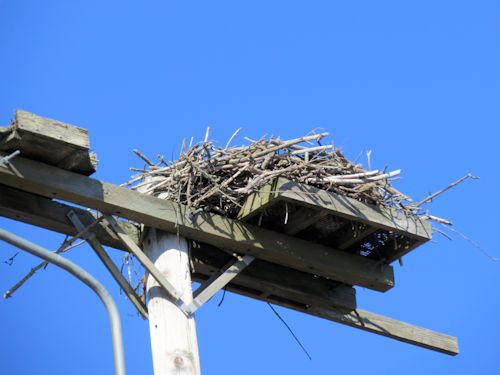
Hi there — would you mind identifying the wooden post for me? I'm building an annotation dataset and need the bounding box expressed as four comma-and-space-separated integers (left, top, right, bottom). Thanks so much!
143, 228, 201, 375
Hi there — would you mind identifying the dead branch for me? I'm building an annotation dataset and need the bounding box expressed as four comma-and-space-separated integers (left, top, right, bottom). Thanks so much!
414, 173, 479, 207
3, 240, 85, 298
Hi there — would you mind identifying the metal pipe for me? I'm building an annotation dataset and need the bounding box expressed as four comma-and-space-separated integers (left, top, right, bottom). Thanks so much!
0, 227, 126, 375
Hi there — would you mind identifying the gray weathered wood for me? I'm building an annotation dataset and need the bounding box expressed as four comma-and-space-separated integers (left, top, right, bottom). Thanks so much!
209, 280, 458, 356
282, 208, 328, 235
144, 229, 201, 374
0, 110, 96, 175
191, 244, 357, 312
0, 154, 395, 291
239, 177, 432, 242
186, 255, 254, 315
0, 185, 458, 354
67, 210, 148, 319
0, 185, 139, 249
15, 110, 90, 149
104, 214, 183, 301
0, 185, 357, 311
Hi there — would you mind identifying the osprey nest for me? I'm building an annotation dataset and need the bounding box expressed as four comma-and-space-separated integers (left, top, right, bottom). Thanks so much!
123, 130, 432, 220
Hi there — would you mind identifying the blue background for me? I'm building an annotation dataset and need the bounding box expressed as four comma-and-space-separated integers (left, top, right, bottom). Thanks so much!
1, 1, 499, 374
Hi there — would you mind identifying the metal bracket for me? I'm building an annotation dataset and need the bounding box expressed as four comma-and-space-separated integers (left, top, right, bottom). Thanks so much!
67, 210, 148, 319
0, 150, 20, 167
103, 214, 254, 317
183, 254, 255, 316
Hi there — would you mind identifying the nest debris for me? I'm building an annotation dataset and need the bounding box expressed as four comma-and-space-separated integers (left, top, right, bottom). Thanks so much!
123, 130, 422, 219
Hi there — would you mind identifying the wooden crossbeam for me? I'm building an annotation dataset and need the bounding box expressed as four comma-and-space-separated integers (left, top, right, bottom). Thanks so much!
0, 154, 394, 291
192, 243, 357, 312
0, 185, 458, 355
0, 184, 357, 312
216, 280, 458, 356
0, 185, 139, 249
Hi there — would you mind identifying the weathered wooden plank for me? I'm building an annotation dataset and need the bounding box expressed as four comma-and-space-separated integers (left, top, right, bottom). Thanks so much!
239, 177, 431, 242
191, 244, 357, 311
0, 110, 96, 175
0, 184, 357, 311
0, 184, 457, 355
0, 155, 395, 291
202, 280, 458, 356
105, 214, 183, 301
15, 110, 89, 149
238, 178, 281, 221
307, 307, 458, 356
0, 185, 138, 249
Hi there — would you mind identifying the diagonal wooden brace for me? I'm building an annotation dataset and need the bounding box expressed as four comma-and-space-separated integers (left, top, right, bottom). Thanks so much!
67, 210, 149, 319
184, 254, 255, 316
103, 214, 190, 315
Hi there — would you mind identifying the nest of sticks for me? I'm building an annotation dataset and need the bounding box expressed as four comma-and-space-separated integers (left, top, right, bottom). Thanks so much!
2, 129, 476, 302
123, 130, 424, 219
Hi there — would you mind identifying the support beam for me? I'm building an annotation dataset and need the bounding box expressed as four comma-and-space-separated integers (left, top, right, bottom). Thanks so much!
144, 229, 201, 375
0, 185, 138, 249
105, 214, 183, 303
185, 255, 254, 315
67, 210, 148, 319
0, 185, 356, 311
0, 185, 458, 355
0, 155, 395, 292
212, 280, 458, 356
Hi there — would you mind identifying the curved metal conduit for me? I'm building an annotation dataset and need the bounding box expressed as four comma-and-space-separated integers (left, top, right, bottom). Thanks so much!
0, 228, 126, 375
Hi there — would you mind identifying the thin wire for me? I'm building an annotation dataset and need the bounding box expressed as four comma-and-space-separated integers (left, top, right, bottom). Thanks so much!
266, 302, 312, 360
217, 287, 227, 307
2, 251, 19, 266
440, 224, 500, 261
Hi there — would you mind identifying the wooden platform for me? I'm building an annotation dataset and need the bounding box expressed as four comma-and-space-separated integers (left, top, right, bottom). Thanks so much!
0, 185, 458, 355
0, 110, 457, 356
239, 178, 431, 264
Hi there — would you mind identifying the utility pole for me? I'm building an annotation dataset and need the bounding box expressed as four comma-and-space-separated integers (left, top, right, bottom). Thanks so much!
143, 228, 201, 375
0, 110, 460, 375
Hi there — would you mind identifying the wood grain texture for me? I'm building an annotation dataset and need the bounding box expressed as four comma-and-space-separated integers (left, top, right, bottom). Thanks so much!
191, 243, 357, 312
0, 154, 395, 291
15, 110, 89, 149
0, 185, 356, 312
240, 177, 431, 241
0, 110, 96, 175
0, 185, 138, 249
212, 281, 458, 356
0, 185, 458, 355
144, 230, 201, 375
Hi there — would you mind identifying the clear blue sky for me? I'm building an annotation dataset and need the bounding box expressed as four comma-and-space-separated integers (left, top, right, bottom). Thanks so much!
1, 1, 499, 374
